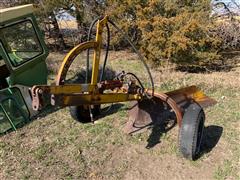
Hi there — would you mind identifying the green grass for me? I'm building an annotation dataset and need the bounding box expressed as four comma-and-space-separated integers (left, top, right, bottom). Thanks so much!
214, 159, 239, 180
0, 51, 239, 179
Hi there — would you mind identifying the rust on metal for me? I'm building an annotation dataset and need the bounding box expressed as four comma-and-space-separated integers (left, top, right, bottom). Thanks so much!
124, 86, 217, 134
31, 86, 44, 111
124, 91, 183, 134
166, 85, 217, 108
98, 80, 123, 91
30, 16, 217, 136
31, 79, 143, 111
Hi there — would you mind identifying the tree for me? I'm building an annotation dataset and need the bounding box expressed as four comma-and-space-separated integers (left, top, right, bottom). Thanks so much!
211, 0, 240, 50
1, 0, 68, 50
107, 0, 222, 66
2, 0, 228, 67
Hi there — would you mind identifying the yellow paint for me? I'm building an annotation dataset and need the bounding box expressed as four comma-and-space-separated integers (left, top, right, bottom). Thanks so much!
62, 93, 142, 106
42, 15, 143, 107
192, 90, 206, 101
91, 16, 109, 85
56, 41, 97, 85
40, 84, 95, 94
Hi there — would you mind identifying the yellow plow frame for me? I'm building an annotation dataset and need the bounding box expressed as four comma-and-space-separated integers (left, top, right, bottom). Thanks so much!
31, 15, 216, 126
31, 15, 217, 160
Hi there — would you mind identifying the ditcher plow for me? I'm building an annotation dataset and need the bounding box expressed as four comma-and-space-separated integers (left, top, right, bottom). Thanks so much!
0, 4, 216, 160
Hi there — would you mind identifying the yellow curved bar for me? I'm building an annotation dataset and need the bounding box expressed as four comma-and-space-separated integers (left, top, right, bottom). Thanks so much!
56, 41, 97, 85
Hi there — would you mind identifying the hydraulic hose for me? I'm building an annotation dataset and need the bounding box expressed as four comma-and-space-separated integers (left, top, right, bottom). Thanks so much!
107, 19, 154, 98
86, 17, 154, 98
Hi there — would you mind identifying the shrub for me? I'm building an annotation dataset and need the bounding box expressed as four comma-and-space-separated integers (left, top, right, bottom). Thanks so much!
107, 0, 222, 66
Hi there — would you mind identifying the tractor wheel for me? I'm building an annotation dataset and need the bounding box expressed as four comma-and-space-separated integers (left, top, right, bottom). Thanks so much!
179, 103, 205, 160
69, 105, 100, 123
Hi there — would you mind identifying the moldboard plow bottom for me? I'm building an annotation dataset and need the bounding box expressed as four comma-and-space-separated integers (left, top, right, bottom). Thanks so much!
125, 86, 217, 135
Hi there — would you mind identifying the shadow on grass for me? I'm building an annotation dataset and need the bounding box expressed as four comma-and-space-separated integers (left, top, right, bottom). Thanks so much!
96, 103, 124, 120
36, 103, 124, 124
126, 99, 177, 149
0, 103, 124, 136
34, 105, 62, 119
145, 117, 176, 149
0, 105, 62, 137
176, 51, 240, 73
145, 123, 223, 158
200, 125, 223, 155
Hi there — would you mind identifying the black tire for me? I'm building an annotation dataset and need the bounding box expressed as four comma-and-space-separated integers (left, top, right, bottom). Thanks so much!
66, 67, 104, 123
69, 105, 100, 123
179, 103, 205, 160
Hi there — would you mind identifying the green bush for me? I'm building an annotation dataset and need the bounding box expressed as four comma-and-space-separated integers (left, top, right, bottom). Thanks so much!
107, 0, 222, 66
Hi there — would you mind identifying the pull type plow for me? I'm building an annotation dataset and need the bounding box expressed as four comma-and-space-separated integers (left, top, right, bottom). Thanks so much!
30, 16, 216, 160
0, 5, 217, 160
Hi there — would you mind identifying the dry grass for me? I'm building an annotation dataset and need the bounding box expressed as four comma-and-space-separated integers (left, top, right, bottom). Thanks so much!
0, 50, 239, 180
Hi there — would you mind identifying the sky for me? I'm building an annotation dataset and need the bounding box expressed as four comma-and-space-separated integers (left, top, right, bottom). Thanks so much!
212, 0, 240, 15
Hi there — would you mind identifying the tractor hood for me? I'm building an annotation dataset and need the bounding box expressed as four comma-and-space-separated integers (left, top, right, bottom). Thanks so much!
0, 4, 49, 87
0, 4, 34, 24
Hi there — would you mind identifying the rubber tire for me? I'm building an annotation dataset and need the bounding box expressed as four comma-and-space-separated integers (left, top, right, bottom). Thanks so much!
67, 67, 102, 123
69, 105, 100, 123
179, 103, 205, 160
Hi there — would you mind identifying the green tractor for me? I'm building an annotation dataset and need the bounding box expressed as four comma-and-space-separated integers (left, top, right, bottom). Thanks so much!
0, 4, 49, 133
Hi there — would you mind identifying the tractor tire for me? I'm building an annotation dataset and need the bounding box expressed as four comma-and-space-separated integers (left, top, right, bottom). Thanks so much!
179, 103, 205, 160
69, 105, 100, 123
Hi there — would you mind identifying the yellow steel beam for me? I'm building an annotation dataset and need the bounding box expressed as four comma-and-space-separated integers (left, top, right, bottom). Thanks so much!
56, 41, 98, 85
53, 93, 142, 106
33, 84, 96, 94
91, 16, 109, 85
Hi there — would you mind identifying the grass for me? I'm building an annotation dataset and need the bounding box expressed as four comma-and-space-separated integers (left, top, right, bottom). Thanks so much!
0, 50, 240, 179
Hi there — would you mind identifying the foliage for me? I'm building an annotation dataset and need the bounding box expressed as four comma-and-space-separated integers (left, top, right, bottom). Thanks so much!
211, 18, 240, 51
211, 0, 240, 51
2, 0, 227, 66
107, 0, 222, 65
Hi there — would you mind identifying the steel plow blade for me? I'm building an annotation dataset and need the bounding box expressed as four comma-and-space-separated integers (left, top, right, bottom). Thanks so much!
124, 86, 217, 134
165, 85, 217, 109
